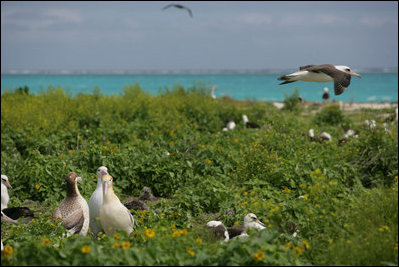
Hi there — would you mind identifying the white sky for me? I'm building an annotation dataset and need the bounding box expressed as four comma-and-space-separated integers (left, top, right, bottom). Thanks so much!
1, 1, 398, 71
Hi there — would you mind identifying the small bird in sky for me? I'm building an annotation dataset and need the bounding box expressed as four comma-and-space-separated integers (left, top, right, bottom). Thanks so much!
162, 3, 193, 18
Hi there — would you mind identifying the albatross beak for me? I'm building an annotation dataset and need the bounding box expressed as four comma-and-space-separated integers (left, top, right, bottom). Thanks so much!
256, 219, 265, 227
5, 181, 12, 189
349, 71, 361, 78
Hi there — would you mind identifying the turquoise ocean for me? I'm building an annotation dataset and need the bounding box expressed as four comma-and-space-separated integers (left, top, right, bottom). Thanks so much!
1, 73, 397, 103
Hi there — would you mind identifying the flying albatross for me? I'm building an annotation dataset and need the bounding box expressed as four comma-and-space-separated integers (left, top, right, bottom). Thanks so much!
162, 3, 193, 18
278, 64, 361, 95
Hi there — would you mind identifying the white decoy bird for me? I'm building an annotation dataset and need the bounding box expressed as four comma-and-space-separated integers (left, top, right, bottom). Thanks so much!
54, 172, 90, 236
1, 175, 12, 210
206, 220, 229, 242
320, 132, 332, 142
211, 85, 217, 99
278, 64, 361, 95
226, 119, 236, 131
89, 166, 108, 238
100, 174, 134, 236
227, 213, 266, 240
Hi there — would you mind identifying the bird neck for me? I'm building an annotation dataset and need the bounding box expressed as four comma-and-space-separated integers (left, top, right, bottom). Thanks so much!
66, 183, 80, 197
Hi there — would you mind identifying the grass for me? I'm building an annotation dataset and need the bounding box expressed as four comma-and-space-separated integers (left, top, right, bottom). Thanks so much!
1, 84, 398, 265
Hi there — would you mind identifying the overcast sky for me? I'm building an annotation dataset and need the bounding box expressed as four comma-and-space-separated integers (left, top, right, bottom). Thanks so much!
1, 1, 398, 72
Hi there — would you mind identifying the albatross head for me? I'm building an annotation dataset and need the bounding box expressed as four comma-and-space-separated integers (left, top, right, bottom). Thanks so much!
244, 213, 266, 229
1, 175, 12, 189
101, 174, 114, 196
335, 66, 361, 78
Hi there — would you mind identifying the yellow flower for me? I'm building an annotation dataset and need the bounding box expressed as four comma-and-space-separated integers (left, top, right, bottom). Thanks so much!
252, 250, 265, 261
1, 245, 13, 258
149, 132, 154, 136
180, 229, 187, 235
204, 158, 212, 164
282, 187, 291, 194
42, 237, 51, 246
81, 245, 91, 254
196, 237, 203, 243
35, 184, 40, 190
139, 210, 147, 216
131, 179, 136, 184
103, 145, 108, 151
187, 247, 195, 256
122, 241, 131, 249
169, 130, 174, 136
285, 242, 291, 249
113, 234, 120, 240
172, 231, 181, 238
113, 243, 121, 248
233, 138, 238, 143
144, 228, 155, 239
301, 240, 310, 249
50, 223, 55, 227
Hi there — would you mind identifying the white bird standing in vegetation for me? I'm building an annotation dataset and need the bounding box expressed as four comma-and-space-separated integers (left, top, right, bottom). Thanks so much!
1, 175, 12, 210
100, 174, 134, 236
54, 172, 90, 236
89, 166, 108, 238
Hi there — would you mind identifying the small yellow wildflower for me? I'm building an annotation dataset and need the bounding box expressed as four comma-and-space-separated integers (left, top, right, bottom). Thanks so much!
149, 132, 154, 136
180, 229, 187, 235
1, 245, 13, 258
42, 237, 51, 246
301, 240, 310, 249
196, 237, 203, 243
35, 184, 40, 190
285, 242, 291, 249
50, 222, 55, 227
204, 158, 212, 164
172, 231, 181, 238
144, 228, 155, 239
233, 138, 238, 143
131, 179, 136, 184
252, 250, 265, 261
169, 130, 174, 136
81, 245, 91, 254
122, 241, 131, 249
139, 210, 147, 216
187, 247, 195, 256
113, 243, 121, 248
139, 218, 144, 223
113, 234, 120, 240
103, 145, 108, 151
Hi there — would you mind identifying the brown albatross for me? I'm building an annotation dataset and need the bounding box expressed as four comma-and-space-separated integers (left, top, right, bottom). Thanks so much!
54, 172, 89, 236
278, 64, 361, 95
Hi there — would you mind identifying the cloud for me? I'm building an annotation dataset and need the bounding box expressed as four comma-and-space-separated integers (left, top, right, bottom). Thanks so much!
359, 16, 398, 27
1, 7, 83, 31
235, 13, 272, 26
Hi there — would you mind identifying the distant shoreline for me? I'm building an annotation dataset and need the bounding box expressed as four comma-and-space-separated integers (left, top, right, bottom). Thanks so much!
1, 68, 398, 75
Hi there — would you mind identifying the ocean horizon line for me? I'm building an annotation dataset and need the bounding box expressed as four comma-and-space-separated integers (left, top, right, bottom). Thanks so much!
1, 67, 398, 75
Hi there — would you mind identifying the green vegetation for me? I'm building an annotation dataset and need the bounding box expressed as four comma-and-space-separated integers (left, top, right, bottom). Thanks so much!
1, 83, 398, 266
